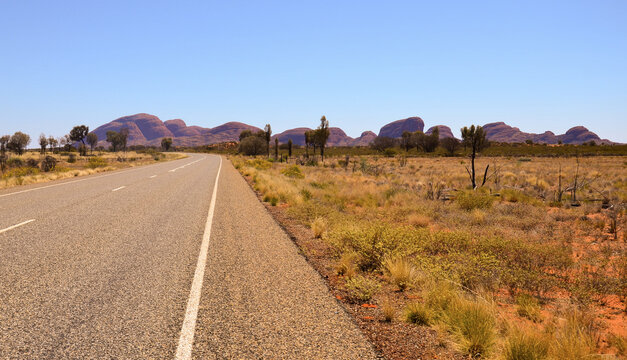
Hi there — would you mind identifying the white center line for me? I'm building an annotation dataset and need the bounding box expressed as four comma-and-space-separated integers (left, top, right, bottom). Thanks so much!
0, 219, 35, 234
150, 175, 157, 178
175, 156, 222, 360
112, 186, 126, 192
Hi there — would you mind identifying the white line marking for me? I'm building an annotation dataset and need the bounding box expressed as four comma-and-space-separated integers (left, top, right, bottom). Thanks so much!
112, 186, 126, 192
150, 175, 157, 178
175, 156, 222, 360
0, 156, 195, 199
169, 158, 204, 173
0, 219, 35, 234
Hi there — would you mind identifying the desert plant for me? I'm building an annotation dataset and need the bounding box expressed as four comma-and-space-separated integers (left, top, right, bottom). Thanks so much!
445, 298, 496, 357
515, 294, 542, 322
311, 217, 328, 238
404, 302, 431, 325
335, 252, 358, 279
87, 132, 98, 153
264, 124, 272, 158
345, 275, 380, 302
382, 255, 417, 291
68, 153, 77, 163
160, 137, 172, 151
239, 136, 266, 156
25, 158, 39, 168
550, 307, 598, 359
281, 165, 304, 179
41, 156, 57, 172
315, 116, 330, 161
7, 132, 30, 155
381, 301, 396, 322
461, 125, 488, 189
503, 328, 549, 360
455, 190, 494, 210
87, 156, 107, 168
39, 134, 48, 154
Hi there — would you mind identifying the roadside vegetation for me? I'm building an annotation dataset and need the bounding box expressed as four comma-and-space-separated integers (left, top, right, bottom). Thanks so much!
230, 121, 626, 359
0, 125, 185, 190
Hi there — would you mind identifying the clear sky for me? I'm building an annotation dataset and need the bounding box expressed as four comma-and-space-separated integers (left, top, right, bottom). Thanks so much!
1, 0, 626, 142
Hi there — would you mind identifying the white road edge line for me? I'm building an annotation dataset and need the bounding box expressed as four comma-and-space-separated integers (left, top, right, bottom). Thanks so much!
0, 219, 35, 234
0, 155, 194, 199
112, 186, 126, 192
175, 155, 222, 360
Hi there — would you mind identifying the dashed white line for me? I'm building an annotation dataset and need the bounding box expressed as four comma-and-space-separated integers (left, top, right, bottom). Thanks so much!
169, 158, 205, 173
150, 175, 157, 178
0, 219, 35, 234
112, 186, 126, 192
175, 155, 221, 360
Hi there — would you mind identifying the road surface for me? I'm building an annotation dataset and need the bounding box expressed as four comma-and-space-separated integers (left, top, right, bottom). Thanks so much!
0, 154, 376, 359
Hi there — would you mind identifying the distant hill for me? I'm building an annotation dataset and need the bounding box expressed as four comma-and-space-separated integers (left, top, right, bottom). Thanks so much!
90, 113, 614, 148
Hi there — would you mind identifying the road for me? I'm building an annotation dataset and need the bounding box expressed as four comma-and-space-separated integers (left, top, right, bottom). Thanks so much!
0, 154, 376, 359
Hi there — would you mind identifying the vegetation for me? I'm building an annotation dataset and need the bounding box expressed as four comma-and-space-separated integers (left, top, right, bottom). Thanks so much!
232, 152, 626, 358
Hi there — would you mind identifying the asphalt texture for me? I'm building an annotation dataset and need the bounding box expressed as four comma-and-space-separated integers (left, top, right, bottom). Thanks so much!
0, 154, 376, 359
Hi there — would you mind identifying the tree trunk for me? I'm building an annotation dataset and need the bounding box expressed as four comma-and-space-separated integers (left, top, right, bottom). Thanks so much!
470, 150, 476, 189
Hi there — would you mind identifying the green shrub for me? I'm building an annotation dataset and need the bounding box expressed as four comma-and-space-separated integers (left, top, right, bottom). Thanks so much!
455, 190, 494, 210
382, 255, 417, 291
404, 302, 431, 325
344, 275, 380, 303
25, 158, 39, 168
281, 165, 304, 178
86, 156, 107, 168
2, 166, 39, 178
7, 157, 23, 167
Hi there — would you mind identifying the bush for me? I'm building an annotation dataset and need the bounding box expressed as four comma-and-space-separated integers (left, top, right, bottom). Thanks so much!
445, 299, 496, 357
504, 329, 549, 360
381, 301, 396, 322
239, 136, 266, 155
335, 252, 358, 279
382, 255, 417, 291
551, 307, 598, 359
311, 217, 328, 239
26, 158, 39, 168
515, 294, 541, 322
67, 154, 77, 163
345, 275, 380, 303
455, 190, 494, 210
7, 157, 23, 168
281, 165, 304, 179
2, 166, 39, 178
404, 302, 431, 325
41, 156, 57, 172
86, 156, 107, 168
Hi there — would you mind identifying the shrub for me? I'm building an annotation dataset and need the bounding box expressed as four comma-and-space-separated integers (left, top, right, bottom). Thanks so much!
7, 157, 23, 167
608, 333, 626, 357
407, 213, 430, 228
239, 136, 266, 155
550, 307, 598, 359
455, 190, 494, 210
281, 165, 304, 179
67, 153, 77, 163
381, 301, 396, 322
382, 255, 417, 291
504, 329, 549, 360
445, 299, 496, 357
86, 156, 107, 168
345, 275, 380, 303
41, 156, 57, 172
2, 166, 39, 178
25, 158, 39, 168
335, 252, 358, 279
515, 294, 542, 322
311, 217, 328, 239
404, 302, 431, 325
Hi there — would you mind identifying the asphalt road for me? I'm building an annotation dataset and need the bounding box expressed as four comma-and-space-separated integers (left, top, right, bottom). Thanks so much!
0, 154, 376, 359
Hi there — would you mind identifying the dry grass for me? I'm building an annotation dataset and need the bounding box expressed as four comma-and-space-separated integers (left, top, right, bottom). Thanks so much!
1, 151, 186, 190
232, 154, 627, 357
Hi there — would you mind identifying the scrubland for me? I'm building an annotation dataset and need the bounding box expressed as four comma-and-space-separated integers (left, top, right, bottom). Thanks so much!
233, 155, 626, 359
0, 150, 186, 190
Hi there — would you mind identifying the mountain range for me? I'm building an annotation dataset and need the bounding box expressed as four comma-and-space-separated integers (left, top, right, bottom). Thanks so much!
91, 113, 613, 148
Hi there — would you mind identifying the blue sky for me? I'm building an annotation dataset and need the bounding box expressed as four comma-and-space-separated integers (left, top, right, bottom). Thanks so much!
1, 0, 625, 142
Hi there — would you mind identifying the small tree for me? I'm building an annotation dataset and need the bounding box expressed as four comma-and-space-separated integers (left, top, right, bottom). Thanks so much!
239, 136, 266, 155
401, 131, 413, 152
86, 133, 98, 153
304, 130, 313, 158
287, 139, 293, 157
315, 116, 330, 161
423, 127, 439, 153
441, 137, 461, 156
39, 134, 48, 154
239, 130, 253, 141
106, 131, 122, 152
264, 124, 272, 158
119, 128, 129, 152
274, 137, 279, 159
8, 132, 31, 155
0, 135, 9, 155
371, 136, 396, 152
47, 136, 57, 153
161, 137, 173, 151
461, 125, 488, 189
70, 125, 89, 155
